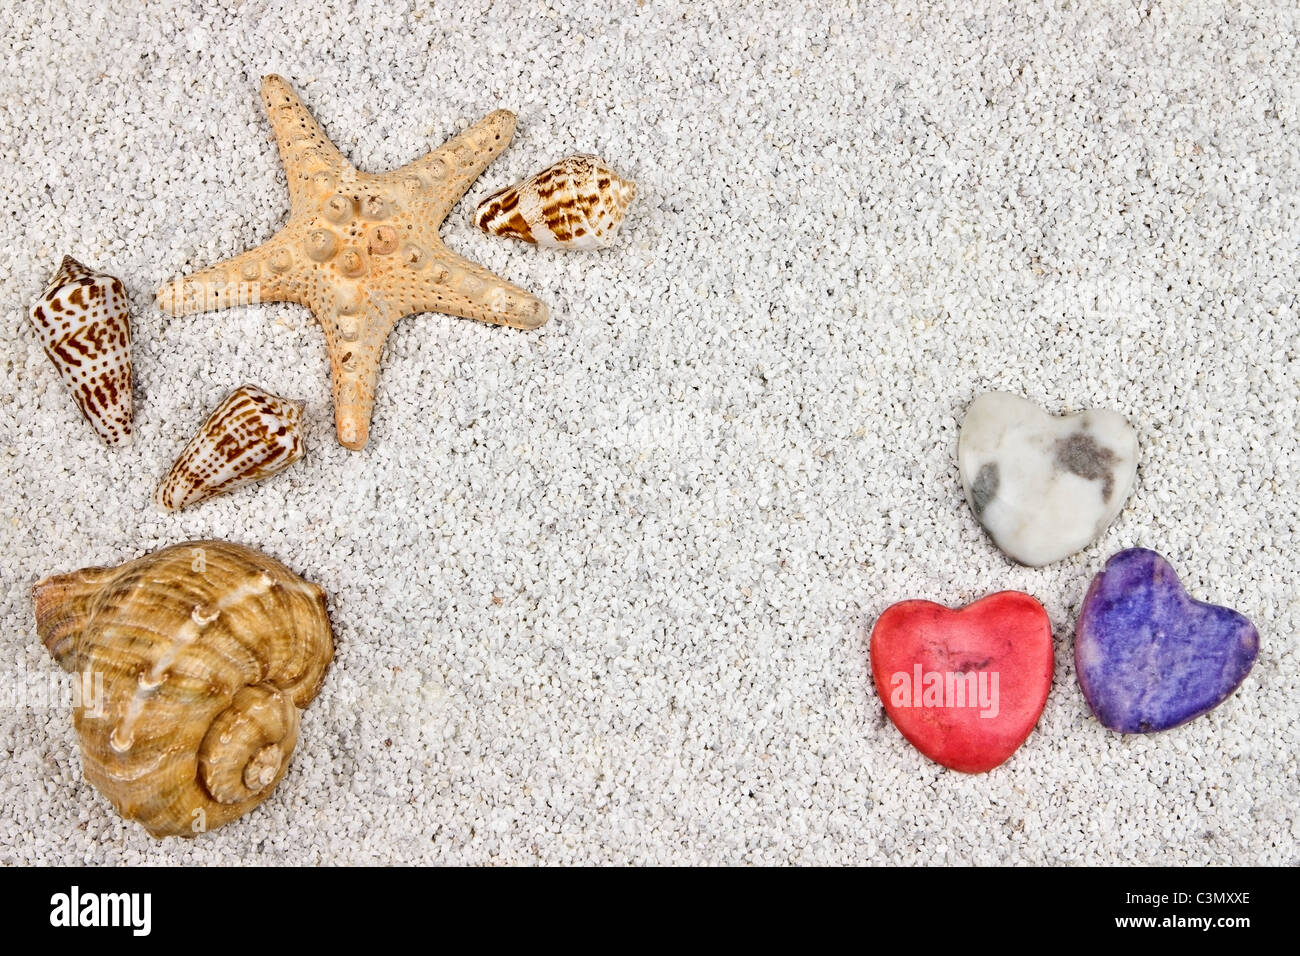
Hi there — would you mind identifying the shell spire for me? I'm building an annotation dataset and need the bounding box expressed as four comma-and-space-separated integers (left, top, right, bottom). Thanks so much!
29, 255, 134, 445
156, 384, 306, 511
476, 154, 636, 250
32, 540, 334, 838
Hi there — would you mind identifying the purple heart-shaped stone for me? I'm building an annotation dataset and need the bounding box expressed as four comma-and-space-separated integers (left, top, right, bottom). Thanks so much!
1075, 548, 1259, 733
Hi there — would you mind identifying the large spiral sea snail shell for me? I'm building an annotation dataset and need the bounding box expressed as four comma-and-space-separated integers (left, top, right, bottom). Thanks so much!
33, 540, 334, 838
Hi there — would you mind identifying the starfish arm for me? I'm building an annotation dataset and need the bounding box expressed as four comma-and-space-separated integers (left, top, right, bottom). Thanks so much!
403, 245, 549, 330
309, 286, 401, 450
260, 74, 350, 214
397, 110, 517, 222
155, 232, 303, 315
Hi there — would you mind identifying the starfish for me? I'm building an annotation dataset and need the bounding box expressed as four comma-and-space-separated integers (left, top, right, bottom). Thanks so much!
157, 75, 548, 450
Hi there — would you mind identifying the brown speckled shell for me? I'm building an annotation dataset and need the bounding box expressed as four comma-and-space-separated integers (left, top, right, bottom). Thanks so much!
156, 384, 305, 511
29, 256, 133, 445
475, 154, 636, 250
33, 541, 333, 838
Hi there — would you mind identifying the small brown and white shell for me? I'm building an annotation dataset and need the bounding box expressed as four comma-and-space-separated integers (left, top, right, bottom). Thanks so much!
28, 256, 133, 445
157, 384, 305, 511
475, 154, 636, 250
33, 540, 334, 838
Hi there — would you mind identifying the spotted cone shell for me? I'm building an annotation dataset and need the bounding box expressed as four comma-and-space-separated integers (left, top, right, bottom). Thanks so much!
29, 256, 133, 444
33, 540, 333, 838
475, 154, 636, 250
157, 384, 305, 511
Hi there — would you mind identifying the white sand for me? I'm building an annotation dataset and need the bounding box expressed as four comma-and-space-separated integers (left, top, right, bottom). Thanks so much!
1, 0, 1296, 864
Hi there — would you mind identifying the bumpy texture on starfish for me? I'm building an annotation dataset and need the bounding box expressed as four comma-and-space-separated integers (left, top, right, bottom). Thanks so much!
157, 75, 548, 450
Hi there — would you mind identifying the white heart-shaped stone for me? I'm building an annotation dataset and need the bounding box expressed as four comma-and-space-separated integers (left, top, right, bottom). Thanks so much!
958, 392, 1138, 566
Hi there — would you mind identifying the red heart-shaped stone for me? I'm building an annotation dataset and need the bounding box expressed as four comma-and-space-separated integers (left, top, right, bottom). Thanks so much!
870, 591, 1054, 773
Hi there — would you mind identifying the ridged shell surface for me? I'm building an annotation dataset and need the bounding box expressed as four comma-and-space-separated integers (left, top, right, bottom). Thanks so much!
475, 154, 636, 250
29, 256, 133, 444
33, 540, 333, 838
157, 384, 305, 511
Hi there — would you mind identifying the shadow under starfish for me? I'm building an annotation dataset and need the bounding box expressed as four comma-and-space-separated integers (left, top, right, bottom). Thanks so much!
157, 75, 549, 450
